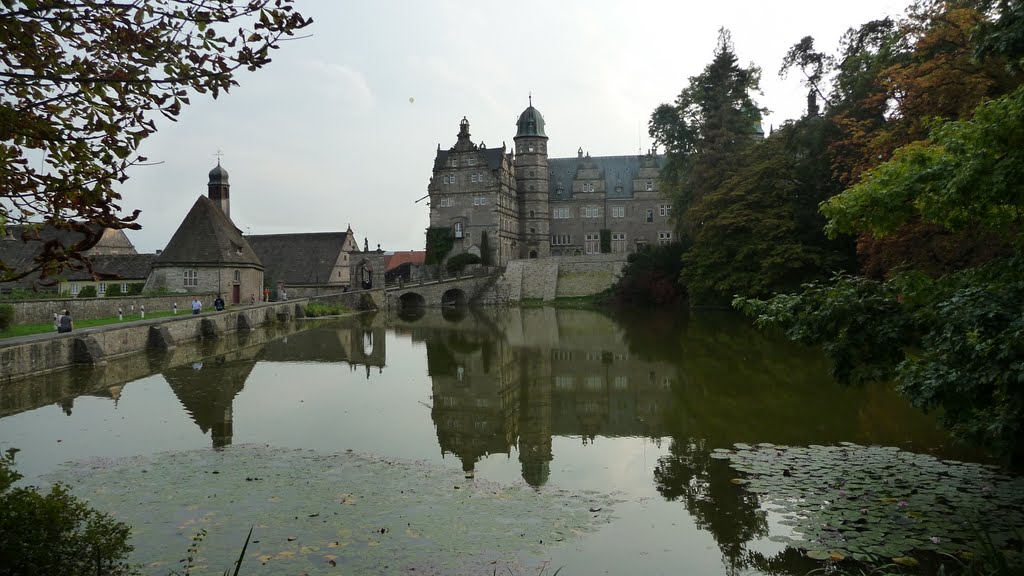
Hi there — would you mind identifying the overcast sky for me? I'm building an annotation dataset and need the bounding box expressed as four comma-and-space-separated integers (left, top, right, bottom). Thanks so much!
119, 0, 912, 254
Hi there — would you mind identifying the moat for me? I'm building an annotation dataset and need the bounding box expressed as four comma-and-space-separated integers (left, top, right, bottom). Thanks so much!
0, 307, 1015, 575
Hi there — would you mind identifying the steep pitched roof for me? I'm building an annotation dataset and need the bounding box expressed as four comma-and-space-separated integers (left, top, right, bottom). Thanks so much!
247, 231, 351, 285
58, 253, 157, 281
1, 223, 137, 288
153, 196, 262, 268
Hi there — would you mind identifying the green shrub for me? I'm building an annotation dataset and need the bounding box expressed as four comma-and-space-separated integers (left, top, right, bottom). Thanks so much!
76, 285, 97, 298
0, 454, 135, 576
0, 304, 13, 331
126, 283, 144, 295
479, 231, 492, 266
445, 252, 481, 275
105, 283, 123, 297
305, 303, 351, 317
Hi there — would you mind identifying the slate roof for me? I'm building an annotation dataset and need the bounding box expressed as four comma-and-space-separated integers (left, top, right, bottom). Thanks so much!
1, 223, 134, 288
153, 196, 262, 268
433, 146, 509, 173
247, 231, 351, 285
58, 253, 156, 281
547, 154, 665, 200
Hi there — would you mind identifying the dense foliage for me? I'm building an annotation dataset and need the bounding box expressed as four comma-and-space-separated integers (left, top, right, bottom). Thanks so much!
445, 252, 480, 275
77, 285, 97, 298
1, 0, 312, 283
612, 242, 688, 306
0, 454, 135, 575
735, 1, 1024, 459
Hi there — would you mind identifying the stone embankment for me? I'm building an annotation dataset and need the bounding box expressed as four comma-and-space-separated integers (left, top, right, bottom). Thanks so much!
480, 255, 627, 304
0, 300, 303, 383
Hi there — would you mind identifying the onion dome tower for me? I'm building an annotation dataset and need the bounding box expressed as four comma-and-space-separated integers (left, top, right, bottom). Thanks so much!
208, 161, 231, 220
514, 96, 550, 259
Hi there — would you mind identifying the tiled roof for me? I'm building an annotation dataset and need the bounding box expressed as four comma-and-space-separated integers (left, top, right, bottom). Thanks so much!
247, 232, 351, 285
385, 251, 425, 272
153, 196, 262, 268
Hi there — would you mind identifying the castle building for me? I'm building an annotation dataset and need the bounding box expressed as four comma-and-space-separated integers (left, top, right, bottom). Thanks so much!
428, 101, 673, 266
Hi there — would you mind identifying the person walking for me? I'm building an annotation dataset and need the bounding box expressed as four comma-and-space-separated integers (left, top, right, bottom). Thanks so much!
191, 298, 202, 315
214, 295, 225, 311
57, 309, 73, 333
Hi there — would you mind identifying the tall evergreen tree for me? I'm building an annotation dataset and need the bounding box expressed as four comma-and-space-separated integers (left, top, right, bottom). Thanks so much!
649, 28, 764, 235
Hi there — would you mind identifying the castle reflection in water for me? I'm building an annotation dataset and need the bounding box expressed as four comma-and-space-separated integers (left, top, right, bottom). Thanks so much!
3, 308, 673, 487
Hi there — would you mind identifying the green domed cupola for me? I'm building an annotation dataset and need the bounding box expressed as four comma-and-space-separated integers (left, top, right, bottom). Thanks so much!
515, 96, 546, 138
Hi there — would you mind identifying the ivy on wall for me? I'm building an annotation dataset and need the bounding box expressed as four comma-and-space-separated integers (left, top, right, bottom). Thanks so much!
425, 227, 454, 266
600, 229, 611, 254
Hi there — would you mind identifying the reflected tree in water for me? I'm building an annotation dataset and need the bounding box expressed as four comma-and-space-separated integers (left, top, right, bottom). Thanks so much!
654, 437, 769, 575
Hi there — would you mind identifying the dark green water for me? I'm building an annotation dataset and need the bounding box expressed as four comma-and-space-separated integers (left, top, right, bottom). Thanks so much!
0, 307, 990, 575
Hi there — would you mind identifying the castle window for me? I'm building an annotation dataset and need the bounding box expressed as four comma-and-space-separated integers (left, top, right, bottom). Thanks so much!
234, 270, 241, 283
585, 233, 599, 254
442, 175, 449, 184
468, 158, 476, 166
658, 231, 673, 245
553, 206, 570, 219
529, 170, 535, 177
471, 174, 478, 183
529, 210, 535, 218
612, 233, 627, 253
646, 181, 654, 191
612, 206, 624, 218
473, 196, 487, 205
528, 146, 534, 152
582, 206, 600, 218
659, 204, 671, 217
454, 222, 463, 239
184, 269, 198, 288
646, 209, 654, 222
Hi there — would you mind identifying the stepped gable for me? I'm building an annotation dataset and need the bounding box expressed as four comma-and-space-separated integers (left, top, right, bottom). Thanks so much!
247, 231, 351, 285
153, 196, 261, 268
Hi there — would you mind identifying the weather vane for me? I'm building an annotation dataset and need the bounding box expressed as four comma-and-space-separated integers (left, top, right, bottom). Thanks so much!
214, 149, 224, 164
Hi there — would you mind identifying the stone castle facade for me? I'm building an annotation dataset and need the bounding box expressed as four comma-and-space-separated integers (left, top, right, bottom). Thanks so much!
428, 102, 674, 267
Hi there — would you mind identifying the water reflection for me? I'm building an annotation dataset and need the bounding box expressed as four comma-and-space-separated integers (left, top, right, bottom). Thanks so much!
0, 307, 979, 576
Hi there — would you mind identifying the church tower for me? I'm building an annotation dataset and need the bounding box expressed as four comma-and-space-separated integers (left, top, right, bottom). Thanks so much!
208, 161, 230, 220
514, 98, 550, 258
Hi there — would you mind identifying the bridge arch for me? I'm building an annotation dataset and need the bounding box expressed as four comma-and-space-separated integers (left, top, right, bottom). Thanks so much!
441, 288, 468, 307
397, 291, 426, 310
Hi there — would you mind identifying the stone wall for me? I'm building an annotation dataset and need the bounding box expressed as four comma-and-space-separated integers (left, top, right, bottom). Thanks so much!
480, 255, 626, 303
0, 300, 305, 383
4, 293, 218, 325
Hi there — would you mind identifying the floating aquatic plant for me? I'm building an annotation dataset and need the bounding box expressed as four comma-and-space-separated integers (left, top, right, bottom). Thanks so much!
713, 443, 1024, 563
46, 446, 619, 576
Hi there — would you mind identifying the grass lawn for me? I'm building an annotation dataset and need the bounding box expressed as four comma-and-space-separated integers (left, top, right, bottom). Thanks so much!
1, 309, 186, 339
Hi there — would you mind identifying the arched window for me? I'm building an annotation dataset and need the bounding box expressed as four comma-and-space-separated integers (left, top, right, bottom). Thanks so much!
454, 222, 463, 238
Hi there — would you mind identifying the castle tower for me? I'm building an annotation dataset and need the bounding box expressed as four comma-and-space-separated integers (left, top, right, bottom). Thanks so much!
514, 98, 550, 259
208, 161, 230, 219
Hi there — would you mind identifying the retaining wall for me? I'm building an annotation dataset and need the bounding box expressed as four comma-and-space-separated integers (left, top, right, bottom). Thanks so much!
0, 300, 305, 383
3, 293, 218, 325
481, 255, 627, 303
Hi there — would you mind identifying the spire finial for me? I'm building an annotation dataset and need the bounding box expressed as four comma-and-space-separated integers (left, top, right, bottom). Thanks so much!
529, 92, 532, 106
213, 149, 224, 165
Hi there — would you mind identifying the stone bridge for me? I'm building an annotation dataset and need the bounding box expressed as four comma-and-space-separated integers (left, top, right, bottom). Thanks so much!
383, 273, 497, 311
